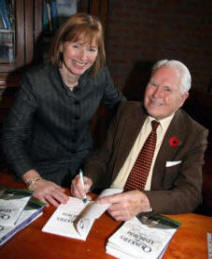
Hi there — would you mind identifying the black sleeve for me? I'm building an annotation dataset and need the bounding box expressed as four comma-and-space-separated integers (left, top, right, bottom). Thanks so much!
2, 72, 38, 177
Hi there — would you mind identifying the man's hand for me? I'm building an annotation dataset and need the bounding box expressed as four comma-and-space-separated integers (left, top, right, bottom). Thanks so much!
31, 179, 69, 207
71, 174, 93, 200
97, 190, 152, 221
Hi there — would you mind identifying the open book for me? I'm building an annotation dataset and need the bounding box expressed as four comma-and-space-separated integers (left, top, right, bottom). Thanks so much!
42, 188, 122, 241
0, 187, 32, 226
106, 214, 181, 259
0, 198, 45, 246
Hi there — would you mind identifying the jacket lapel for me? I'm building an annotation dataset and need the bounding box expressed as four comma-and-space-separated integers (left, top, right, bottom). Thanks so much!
151, 110, 187, 189
113, 104, 147, 179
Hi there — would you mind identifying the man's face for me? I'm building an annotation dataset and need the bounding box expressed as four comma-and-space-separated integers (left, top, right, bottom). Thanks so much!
144, 66, 189, 120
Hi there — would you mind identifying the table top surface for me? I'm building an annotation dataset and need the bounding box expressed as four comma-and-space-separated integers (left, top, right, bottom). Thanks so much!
0, 172, 212, 259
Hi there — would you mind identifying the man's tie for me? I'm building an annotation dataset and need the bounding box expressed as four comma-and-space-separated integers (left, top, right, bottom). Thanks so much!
124, 120, 159, 191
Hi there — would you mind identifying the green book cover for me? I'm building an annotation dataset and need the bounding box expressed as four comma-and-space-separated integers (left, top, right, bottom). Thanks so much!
0, 186, 32, 226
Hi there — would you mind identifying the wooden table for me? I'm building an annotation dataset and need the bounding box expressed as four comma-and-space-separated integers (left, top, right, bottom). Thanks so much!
0, 172, 211, 259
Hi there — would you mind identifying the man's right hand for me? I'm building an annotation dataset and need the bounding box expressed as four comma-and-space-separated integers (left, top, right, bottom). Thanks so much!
71, 174, 93, 200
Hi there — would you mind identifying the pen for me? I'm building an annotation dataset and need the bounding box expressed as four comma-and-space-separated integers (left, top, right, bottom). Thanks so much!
79, 169, 87, 203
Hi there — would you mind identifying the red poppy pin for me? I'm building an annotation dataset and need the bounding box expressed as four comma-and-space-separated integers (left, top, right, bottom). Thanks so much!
169, 136, 180, 148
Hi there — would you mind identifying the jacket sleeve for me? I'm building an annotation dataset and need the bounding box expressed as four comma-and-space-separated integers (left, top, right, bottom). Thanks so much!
101, 67, 126, 109
83, 101, 126, 189
2, 72, 38, 177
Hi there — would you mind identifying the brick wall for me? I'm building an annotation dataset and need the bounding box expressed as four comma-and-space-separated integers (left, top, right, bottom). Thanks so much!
106, 0, 212, 101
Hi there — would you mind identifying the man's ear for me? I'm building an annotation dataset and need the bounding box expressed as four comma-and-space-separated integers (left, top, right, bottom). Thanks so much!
180, 92, 189, 107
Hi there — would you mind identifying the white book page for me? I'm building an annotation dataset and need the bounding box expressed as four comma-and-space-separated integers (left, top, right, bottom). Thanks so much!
75, 188, 123, 237
0, 196, 31, 226
107, 216, 177, 259
0, 204, 43, 246
42, 188, 123, 240
42, 197, 90, 240
78, 188, 123, 219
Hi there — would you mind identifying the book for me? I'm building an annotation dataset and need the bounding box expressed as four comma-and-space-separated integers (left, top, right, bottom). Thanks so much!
106, 214, 181, 259
42, 188, 123, 241
43, 0, 59, 33
46, 1, 53, 32
50, 0, 59, 32
43, 0, 49, 32
0, 0, 12, 29
208, 232, 212, 259
0, 30, 14, 63
0, 14, 4, 29
0, 186, 32, 226
56, 0, 78, 25
0, 199, 45, 246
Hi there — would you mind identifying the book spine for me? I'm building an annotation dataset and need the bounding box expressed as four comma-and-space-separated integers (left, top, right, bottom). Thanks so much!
208, 233, 212, 259
50, 1, 58, 32
0, 14, 4, 29
43, 0, 48, 32
46, 1, 53, 32
0, 0, 12, 29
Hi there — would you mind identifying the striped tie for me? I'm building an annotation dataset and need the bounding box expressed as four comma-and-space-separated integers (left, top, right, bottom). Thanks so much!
124, 120, 159, 191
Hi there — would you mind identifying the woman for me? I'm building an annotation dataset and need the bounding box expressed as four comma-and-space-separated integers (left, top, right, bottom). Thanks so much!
2, 13, 124, 207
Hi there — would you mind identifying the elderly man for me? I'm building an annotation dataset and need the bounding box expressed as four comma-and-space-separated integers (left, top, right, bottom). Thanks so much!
71, 59, 208, 221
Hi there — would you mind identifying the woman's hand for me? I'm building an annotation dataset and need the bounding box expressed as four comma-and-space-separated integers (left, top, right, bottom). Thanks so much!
31, 178, 69, 207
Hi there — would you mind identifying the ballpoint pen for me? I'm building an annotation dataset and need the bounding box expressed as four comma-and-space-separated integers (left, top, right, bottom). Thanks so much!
79, 169, 87, 203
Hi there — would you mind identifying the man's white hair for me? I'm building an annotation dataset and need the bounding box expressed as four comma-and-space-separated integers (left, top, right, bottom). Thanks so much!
152, 59, 191, 94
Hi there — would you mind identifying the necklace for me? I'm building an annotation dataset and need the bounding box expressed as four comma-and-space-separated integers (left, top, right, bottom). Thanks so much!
59, 68, 79, 89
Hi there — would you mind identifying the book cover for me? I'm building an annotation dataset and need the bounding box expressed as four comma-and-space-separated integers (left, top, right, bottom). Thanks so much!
106, 214, 181, 259
0, 186, 32, 226
0, 199, 45, 246
42, 188, 122, 241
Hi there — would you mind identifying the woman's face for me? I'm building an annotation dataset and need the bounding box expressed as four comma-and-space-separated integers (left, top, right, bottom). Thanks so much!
61, 38, 98, 76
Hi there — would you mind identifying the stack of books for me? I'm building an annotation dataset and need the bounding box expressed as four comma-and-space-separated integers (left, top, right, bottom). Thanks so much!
0, 186, 45, 246
106, 214, 181, 259
43, 0, 78, 33
0, 0, 14, 63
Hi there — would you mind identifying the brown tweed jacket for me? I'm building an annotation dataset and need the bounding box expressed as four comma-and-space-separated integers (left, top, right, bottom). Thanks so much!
84, 101, 208, 214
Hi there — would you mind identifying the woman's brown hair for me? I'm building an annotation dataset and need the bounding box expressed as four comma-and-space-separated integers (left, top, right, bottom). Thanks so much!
50, 13, 106, 76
